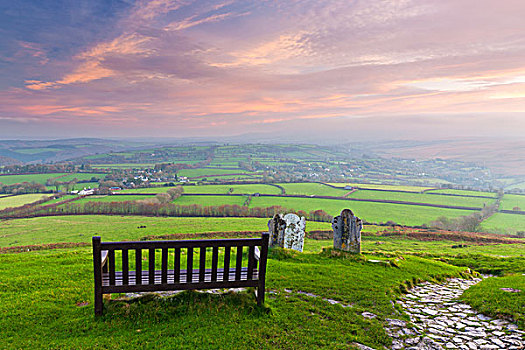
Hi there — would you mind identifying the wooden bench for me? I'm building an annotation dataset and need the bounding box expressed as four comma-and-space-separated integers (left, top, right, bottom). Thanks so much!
92, 233, 269, 316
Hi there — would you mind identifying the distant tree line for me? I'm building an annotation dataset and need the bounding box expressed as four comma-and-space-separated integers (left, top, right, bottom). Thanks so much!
0, 182, 48, 194
0, 199, 334, 222
430, 197, 501, 232
0, 163, 80, 174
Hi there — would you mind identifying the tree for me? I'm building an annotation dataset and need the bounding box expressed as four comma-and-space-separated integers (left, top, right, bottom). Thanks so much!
156, 193, 171, 204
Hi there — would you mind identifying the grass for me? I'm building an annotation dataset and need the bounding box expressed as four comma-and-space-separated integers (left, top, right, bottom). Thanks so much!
461, 275, 525, 328
0, 194, 51, 210
121, 184, 281, 195
500, 194, 525, 211
505, 181, 525, 190
92, 164, 157, 169
74, 195, 156, 203
184, 184, 282, 195
56, 173, 106, 182
348, 189, 495, 208
481, 213, 525, 234
174, 195, 247, 206
177, 168, 259, 178
1, 212, 524, 348
46, 182, 100, 191
426, 189, 497, 197
278, 183, 349, 197
0, 246, 469, 349
41, 195, 77, 205
249, 196, 474, 226
0, 173, 66, 185
328, 183, 433, 192
0, 216, 331, 248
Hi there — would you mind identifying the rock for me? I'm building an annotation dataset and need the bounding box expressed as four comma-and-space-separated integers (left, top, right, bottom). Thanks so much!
352, 343, 376, 350
361, 311, 377, 319
387, 318, 407, 327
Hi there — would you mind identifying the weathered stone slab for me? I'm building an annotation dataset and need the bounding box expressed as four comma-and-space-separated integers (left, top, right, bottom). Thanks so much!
332, 209, 362, 253
282, 213, 306, 252
268, 213, 286, 247
268, 213, 306, 252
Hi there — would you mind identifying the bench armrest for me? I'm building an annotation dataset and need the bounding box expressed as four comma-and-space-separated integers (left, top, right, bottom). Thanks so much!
101, 250, 108, 267
254, 247, 260, 261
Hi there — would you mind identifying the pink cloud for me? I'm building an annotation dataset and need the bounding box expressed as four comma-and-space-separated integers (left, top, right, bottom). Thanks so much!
1, 0, 525, 140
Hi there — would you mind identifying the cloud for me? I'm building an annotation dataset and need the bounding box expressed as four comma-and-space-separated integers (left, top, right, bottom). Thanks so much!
1, 0, 525, 140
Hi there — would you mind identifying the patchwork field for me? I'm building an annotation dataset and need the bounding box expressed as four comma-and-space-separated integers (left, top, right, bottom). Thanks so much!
174, 195, 247, 206
347, 190, 494, 208
425, 189, 498, 197
0, 194, 51, 210
329, 183, 433, 192
249, 196, 474, 225
177, 168, 260, 178
0, 173, 66, 185
481, 213, 525, 234
500, 194, 525, 211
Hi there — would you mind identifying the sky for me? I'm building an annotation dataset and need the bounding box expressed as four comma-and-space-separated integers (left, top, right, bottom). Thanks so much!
1, 0, 525, 141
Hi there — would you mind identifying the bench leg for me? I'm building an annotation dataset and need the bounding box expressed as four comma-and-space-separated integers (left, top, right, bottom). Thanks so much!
257, 282, 265, 306
94, 290, 103, 316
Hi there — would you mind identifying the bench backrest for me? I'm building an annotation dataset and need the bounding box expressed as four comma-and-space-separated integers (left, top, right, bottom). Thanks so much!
93, 234, 269, 293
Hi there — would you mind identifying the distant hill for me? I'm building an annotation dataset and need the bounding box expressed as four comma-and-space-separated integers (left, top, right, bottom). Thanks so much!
0, 155, 20, 166
364, 139, 525, 177
0, 139, 154, 164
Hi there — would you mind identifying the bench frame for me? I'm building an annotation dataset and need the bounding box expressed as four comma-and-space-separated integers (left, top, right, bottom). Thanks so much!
92, 233, 269, 316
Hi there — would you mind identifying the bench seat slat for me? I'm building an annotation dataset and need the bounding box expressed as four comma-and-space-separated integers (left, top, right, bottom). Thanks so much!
102, 267, 258, 286
102, 279, 259, 294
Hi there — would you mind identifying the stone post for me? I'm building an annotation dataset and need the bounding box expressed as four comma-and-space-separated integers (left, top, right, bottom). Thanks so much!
283, 213, 306, 252
332, 209, 362, 253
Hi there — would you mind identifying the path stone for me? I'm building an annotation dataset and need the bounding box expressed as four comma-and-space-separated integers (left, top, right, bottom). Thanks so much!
387, 277, 524, 349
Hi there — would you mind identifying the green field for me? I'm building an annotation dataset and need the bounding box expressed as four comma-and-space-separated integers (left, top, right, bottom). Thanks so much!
0, 194, 51, 210
177, 168, 257, 177
0, 216, 328, 248
278, 183, 349, 197
174, 195, 247, 206
0, 173, 66, 185
249, 196, 474, 226
74, 195, 156, 203
46, 181, 100, 191
426, 189, 497, 197
481, 213, 525, 234
177, 168, 259, 178
505, 181, 525, 190
348, 189, 494, 208
184, 184, 281, 195
92, 164, 156, 169
121, 184, 281, 195
329, 183, 433, 192
55, 173, 106, 182
41, 195, 77, 205
500, 194, 525, 211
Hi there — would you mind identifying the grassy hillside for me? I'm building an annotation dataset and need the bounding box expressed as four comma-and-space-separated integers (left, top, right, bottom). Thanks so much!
0, 247, 468, 349
0, 216, 330, 248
